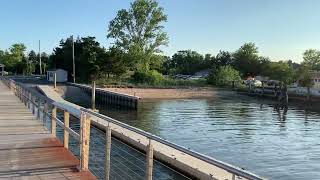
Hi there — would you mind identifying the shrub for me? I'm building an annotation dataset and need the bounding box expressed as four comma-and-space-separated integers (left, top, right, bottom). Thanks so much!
207, 65, 241, 86
132, 70, 165, 85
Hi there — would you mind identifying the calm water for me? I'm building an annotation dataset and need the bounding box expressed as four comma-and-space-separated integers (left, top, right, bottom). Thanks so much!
67, 92, 320, 180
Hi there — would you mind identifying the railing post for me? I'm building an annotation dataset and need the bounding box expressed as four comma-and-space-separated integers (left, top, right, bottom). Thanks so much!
28, 92, 31, 110
17, 86, 21, 100
91, 81, 96, 110
32, 95, 35, 114
232, 174, 236, 180
146, 139, 154, 180
80, 111, 91, 171
37, 98, 41, 119
105, 124, 112, 180
22, 88, 26, 105
51, 106, 57, 137
64, 110, 70, 149
43, 102, 48, 126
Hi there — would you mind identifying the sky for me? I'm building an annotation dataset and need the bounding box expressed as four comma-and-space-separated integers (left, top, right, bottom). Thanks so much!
1, 0, 320, 62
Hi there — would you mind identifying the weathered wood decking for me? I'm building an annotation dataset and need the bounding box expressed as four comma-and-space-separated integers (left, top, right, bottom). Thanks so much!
0, 82, 95, 179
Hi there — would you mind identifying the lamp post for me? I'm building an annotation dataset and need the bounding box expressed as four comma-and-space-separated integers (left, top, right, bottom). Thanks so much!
39, 40, 42, 75
72, 35, 75, 83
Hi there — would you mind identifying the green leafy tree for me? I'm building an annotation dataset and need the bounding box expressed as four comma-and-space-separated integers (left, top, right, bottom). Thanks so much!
233, 42, 268, 77
215, 51, 234, 68
103, 47, 127, 77
207, 65, 241, 86
265, 61, 294, 84
107, 0, 168, 72
27, 50, 37, 74
50, 36, 125, 82
170, 50, 205, 74
1, 43, 27, 73
302, 49, 320, 70
296, 66, 314, 100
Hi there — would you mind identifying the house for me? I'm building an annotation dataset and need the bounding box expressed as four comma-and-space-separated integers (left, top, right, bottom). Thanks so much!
255, 75, 269, 82
310, 71, 320, 89
46, 69, 68, 82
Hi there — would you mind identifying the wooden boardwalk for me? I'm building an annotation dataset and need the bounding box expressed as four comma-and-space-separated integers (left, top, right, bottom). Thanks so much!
0, 82, 95, 179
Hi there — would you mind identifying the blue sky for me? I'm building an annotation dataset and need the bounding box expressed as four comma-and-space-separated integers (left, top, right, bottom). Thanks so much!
1, 0, 320, 62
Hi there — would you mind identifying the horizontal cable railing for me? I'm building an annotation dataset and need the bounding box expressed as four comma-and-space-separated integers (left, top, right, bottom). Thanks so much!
0, 76, 265, 180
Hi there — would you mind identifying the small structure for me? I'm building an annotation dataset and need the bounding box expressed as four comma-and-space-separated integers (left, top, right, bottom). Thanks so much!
46, 69, 68, 82
310, 71, 320, 89
0, 64, 4, 76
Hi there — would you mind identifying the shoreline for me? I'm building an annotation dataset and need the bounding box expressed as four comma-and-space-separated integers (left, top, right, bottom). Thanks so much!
102, 87, 232, 99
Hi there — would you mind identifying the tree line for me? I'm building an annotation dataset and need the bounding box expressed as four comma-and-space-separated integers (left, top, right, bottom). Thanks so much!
0, 0, 319, 87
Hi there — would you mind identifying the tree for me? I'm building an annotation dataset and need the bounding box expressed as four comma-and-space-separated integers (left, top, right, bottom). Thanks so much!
107, 0, 168, 72
215, 51, 234, 68
79, 37, 107, 80
207, 65, 241, 86
296, 66, 314, 100
103, 47, 127, 77
233, 42, 268, 77
27, 50, 37, 74
170, 50, 205, 75
49, 36, 115, 82
1, 43, 26, 73
265, 61, 294, 84
302, 49, 320, 70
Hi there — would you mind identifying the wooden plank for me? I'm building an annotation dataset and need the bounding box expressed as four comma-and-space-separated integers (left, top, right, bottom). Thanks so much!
0, 81, 96, 180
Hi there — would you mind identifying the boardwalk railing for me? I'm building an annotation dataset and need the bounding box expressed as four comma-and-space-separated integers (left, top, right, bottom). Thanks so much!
1, 77, 265, 180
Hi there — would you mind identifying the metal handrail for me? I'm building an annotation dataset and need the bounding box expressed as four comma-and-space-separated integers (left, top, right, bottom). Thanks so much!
81, 108, 264, 180
67, 82, 141, 99
4, 77, 81, 142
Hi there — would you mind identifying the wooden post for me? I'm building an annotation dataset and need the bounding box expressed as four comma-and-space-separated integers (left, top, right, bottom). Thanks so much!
28, 92, 31, 109
37, 98, 41, 120
32, 95, 35, 115
64, 110, 70, 149
146, 139, 154, 180
51, 106, 57, 137
22, 89, 25, 105
91, 81, 96, 110
105, 124, 112, 180
54, 73, 57, 89
80, 111, 91, 171
232, 174, 236, 180
43, 102, 48, 125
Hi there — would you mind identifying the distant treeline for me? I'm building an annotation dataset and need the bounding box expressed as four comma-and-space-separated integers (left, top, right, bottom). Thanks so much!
0, 0, 319, 88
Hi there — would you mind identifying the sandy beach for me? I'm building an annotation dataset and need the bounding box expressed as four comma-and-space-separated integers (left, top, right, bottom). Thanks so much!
103, 87, 222, 99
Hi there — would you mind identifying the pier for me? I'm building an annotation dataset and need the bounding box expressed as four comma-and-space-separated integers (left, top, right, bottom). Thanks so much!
0, 80, 95, 179
0, 77, 264, 180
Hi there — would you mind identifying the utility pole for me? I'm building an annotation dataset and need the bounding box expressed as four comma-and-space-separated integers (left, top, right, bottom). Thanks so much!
72, 35, 75, 83
39, 40, 42, 75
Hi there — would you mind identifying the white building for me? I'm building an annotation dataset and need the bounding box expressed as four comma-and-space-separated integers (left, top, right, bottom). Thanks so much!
310, 71, 320, 89
46, 69, 68, 82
